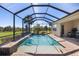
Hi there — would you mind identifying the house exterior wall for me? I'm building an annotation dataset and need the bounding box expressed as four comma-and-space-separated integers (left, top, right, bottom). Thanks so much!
52, 11, 79, 37
52, 23, 61, 36
61, 21, 74, 36
73, 19, 79, 30
61, 19, 79, 36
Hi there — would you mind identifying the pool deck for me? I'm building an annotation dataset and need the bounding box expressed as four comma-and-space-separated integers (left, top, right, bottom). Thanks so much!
49, 34, 79, 56
12, 34, 79, 56
1, 34, 79, 56
12, 45, 62, 56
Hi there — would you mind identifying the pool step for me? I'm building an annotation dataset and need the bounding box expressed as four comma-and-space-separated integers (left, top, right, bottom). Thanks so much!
12, 45, 63, 56
35, 46, 61, 54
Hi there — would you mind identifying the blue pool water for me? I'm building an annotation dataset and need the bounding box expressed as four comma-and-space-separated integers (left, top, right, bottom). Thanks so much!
20, 35, 63, 47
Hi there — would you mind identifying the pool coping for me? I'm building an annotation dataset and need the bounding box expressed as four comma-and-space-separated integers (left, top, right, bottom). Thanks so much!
0, 34, 31, 55
48, 34, 79, 56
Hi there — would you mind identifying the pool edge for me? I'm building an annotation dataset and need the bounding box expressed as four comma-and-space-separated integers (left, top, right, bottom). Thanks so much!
0, 34, 31, 56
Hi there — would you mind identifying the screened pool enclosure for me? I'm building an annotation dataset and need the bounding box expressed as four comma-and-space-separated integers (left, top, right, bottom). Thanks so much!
0, 3, 79, 42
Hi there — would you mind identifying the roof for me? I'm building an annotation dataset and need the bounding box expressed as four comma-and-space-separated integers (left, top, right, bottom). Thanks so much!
54, 10, 79, 23
0, 3, 79, 24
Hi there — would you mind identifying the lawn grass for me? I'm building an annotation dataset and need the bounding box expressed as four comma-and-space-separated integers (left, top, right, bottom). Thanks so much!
0, 31, 22, 37
0, 31, 22, 44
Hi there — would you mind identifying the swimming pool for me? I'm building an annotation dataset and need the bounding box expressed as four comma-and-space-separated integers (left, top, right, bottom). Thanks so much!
20, 35, 63, 47
17, 35, 64, 55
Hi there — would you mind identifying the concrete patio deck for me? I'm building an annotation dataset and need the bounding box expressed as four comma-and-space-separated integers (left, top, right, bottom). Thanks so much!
12, 45, 62, 56
49, 34, 79, 56
12, 34, 79, 56
1, 34, 79, 56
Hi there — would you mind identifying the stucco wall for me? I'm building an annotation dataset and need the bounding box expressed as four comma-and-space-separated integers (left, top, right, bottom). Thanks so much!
73, 19, 79, 30
52, 23, 61, 36
52, 19, 79, 36
61, 21, 74, 36
52, 11, 79, 36
61, 19, 79, 36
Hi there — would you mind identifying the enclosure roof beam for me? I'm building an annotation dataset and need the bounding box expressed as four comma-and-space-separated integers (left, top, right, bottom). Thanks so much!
29, 13, 60, 20
0, 5, 23, 20
31, 17, 53, 22
31, 3, 36, 18
46, 13, 60, 20
54, 9, 79, 22
31, 19, 51, 23
15, 5, 70, 15
32, 5, 70, 14
14, 5, 32, 15
31, 19, 52, 24
49, 5, 70, 14
0, 5, 14, 14
0, 4, 71, 21
16, 15, 23, 19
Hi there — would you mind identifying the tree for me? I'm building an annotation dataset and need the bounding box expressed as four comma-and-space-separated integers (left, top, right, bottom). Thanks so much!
44, 26, 48, 31
3, 26, 12, 32
24, 15, 32, 24
15, 27, 22, 31
0, 26, 3, 32
36, 24, 41, 34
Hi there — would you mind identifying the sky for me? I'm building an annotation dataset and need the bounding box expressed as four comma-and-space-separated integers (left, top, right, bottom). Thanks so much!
0, 3, 79, 27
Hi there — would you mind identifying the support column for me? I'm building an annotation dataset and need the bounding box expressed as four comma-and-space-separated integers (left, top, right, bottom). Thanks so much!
22, 19, 24, 36
13, 14, 15, 41
29, 23, 30, 33
25, 23, 27, 34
